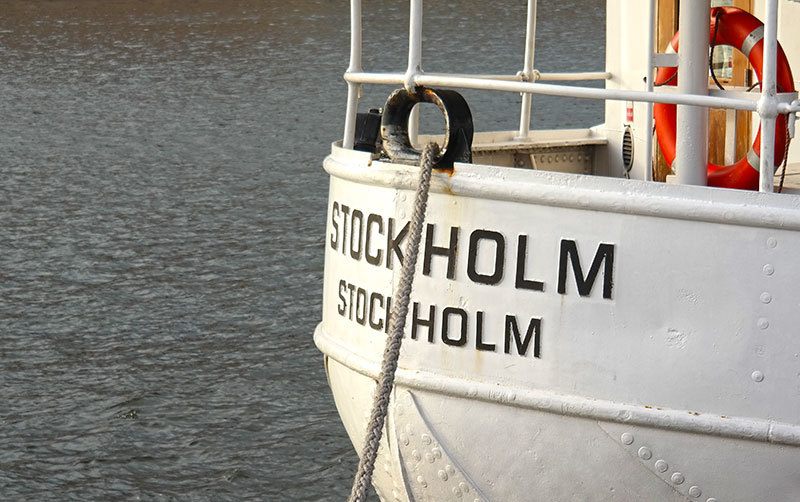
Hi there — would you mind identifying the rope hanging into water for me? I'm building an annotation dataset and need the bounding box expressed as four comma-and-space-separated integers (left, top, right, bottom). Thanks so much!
348, 143, 439, 502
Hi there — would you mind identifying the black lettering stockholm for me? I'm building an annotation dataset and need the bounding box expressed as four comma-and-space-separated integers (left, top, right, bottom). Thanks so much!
329, 202, 623, 361
331, 202, 618, 299
411, 302, 436, 343
557, 240, 615, 299
515, 234, 544, 291
368, 292, 384, 331
337, 279, 346, 315
423, 224, 459, 279
467, 230, 505, 285
505, 315, 541, 358
384, 296, 392, 334
346, 282, 356, 320
475, 311, 496, 351
337, 279, 391, 332
386, 218, 409, 270
340, 205, 351, 255
355, 287, 367, 325
365, 213, 384, 266
335, 279, 546, 359
441, 307, 468, 346
330, 202, 340, 250
349, 210, 364, 260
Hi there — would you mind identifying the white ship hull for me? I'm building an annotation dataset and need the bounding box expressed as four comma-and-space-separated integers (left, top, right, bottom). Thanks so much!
316, 142, 800, 501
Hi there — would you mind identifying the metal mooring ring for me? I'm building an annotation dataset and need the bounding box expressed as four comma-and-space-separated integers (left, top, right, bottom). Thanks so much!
380, 87, 473, 169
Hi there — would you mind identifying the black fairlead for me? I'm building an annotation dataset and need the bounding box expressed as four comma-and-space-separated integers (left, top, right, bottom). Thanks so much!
380, 87, 473, 169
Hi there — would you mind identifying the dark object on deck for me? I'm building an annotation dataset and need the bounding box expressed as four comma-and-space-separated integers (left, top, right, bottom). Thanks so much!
353, 108, 383, 153
380, 87, 473, 169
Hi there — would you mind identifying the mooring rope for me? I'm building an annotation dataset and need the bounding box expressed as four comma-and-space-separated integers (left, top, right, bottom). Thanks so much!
778, 123, 791, 193
348, 143, 439, 502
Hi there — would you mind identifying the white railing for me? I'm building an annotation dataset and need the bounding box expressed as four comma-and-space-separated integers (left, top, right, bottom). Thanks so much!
342, 0, 800, 194
643, 0, 657, 182
518, 0, 538, 139
341, 0, 362, 155
344, 71, 773, 111
345, 71, 612, 85
759, 0, 780, 192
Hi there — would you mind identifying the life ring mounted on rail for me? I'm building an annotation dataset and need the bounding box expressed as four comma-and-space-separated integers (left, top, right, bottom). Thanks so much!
654, 6, 795, 190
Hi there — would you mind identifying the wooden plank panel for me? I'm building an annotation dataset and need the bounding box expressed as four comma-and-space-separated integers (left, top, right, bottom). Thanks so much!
708, 109, 726, 165
657, 0, 679, 50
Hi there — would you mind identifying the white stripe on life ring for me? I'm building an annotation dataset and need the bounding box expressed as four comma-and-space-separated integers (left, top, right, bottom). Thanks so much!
741, 25, 765, 59
747, 147, 760, 171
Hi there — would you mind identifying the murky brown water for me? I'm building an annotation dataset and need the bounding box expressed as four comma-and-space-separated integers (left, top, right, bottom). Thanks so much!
0, 1, 603, 499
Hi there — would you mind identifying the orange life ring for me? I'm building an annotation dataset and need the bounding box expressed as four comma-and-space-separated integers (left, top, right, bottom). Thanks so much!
654, 6, 794, 190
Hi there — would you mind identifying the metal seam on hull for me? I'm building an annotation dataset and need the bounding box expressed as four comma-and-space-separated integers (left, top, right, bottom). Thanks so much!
324, 152, 800, 231
315, 324, 800, 447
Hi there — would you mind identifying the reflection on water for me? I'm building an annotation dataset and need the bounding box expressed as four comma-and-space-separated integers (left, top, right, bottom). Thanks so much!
0, 0, 603, 499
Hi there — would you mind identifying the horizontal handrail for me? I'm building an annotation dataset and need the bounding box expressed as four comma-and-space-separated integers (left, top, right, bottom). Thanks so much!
427, 71, 610, 82
346, 71, 760, 111
349, 71, 610, 84
345, 71, 799, 114
536, 71, 611, 81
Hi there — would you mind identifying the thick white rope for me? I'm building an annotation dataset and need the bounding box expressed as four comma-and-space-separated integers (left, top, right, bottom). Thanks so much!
348, 143, 439, 502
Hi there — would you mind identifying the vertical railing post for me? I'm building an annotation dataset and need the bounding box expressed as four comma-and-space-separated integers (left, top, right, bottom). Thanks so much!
517, 0, 538, 139
674, 0, 710, 186
758, 0, 780, 193
342, 0, 363, 150
407, 0, 424, 146
643, 0, 656, 181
